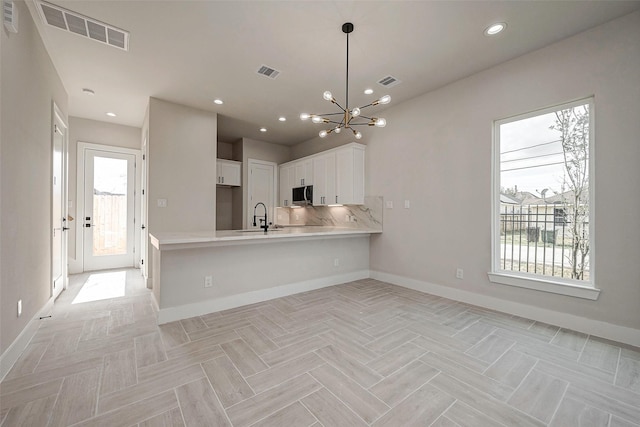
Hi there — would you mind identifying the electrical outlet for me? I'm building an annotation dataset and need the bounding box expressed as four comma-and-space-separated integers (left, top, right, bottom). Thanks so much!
204, 276, 213, 288
17, 299, 22, 317
385, 201, 393, 209
334, 258, 340, 267
456, 268, 464, 279
157, 199, 167, 208
404, 200, 411, 209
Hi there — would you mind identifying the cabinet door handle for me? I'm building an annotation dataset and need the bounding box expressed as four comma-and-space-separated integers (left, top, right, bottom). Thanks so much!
336, 196, 338, 203
222, 176, 224, 184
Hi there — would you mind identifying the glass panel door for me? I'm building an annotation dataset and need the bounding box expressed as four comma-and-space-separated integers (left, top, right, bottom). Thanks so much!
83, 149, 135, 271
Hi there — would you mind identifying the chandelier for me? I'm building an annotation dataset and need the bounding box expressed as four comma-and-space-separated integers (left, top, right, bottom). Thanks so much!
300, 22, 390, 140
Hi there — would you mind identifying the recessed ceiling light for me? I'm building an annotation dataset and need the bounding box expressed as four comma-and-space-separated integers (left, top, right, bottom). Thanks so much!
82, 88, 95, 95
106, 112, 117, 117
279, 117, 286, 122
260, 127, 267, 132
213, 99, 224, 105
485, 22, 507, 36
364, 88, 374, 95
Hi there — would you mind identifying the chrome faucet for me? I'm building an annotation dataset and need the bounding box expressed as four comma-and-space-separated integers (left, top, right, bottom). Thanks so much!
253, 202, 270, 232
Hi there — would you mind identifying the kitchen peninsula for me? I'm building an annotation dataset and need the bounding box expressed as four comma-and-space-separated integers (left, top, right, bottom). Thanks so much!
150, 199, 383, 324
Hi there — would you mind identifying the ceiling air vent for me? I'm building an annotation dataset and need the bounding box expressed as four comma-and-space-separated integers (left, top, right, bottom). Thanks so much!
37, 0, 129, 51
257, 65, 280, 79
378, 75, 401, 88
3, 1, 18, 33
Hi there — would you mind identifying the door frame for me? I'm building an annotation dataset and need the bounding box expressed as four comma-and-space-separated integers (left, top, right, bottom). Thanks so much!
140, 132, 148, 280
51, 103, 68, 298
246, 158, 277, 229
76, 142, 142, 272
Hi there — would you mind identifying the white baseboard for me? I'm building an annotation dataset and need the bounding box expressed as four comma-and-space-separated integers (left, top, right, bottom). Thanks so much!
157, 270, 370, 324
370, 270, 640, 348
0, 297, 55, 381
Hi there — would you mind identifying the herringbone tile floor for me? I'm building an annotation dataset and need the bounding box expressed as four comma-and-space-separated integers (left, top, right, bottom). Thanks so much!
1, 269, 639, 426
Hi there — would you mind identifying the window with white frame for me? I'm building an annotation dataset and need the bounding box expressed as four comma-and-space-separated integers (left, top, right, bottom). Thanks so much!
490, 98, 596, 298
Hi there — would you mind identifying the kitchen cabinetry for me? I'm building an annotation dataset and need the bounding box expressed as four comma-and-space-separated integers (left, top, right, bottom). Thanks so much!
336, 145, 365, 205
279, 158, 311, 206
278, 143, 365, 207
278, 164, 296, 207
216, 159, 241, 186
294, 159, 313, 186
313, 152, 336, 205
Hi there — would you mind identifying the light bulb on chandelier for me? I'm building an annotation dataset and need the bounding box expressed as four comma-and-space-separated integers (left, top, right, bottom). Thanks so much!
300, 22, 390, 140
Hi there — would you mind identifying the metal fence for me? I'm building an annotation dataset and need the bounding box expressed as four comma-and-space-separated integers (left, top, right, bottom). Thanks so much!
499, 204, 589, 280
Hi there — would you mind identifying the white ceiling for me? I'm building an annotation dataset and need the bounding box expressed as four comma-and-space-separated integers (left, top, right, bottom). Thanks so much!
27, 0, 640, 146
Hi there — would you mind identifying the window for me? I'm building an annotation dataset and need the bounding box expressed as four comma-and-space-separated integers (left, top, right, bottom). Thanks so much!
553, 207, 567, 226
489, 98, 598, 299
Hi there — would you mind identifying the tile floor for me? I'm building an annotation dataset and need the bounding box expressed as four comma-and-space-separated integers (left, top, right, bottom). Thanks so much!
1, 269, 639, 426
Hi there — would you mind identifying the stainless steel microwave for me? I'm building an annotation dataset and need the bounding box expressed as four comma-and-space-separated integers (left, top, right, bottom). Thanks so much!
292, 185, 313, 206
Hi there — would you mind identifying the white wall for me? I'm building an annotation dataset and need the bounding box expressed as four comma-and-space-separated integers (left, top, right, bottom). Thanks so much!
368, 12, 639, 333
145, 98, 217, 289
67, 117, 141, 272
154, 235, 370, 323
216, 187, 233, 230
295, 11, 640, 339
147, 98, 217, 233
0, 1, 68, 354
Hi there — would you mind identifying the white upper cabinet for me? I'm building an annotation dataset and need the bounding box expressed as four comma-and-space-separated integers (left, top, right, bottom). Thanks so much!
278, 143, 365, 207
335, 144, 365, 205
313, 152, 336, 205
294, 159, 313, 186
278, 163, 295, 207
216, 159, 241, 187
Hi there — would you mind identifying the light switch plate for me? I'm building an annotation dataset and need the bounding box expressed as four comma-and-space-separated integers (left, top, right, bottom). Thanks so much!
385, 201, 393, 209
404, 200, 410, 209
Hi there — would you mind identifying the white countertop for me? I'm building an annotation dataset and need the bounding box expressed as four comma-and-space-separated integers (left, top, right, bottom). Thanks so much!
150, 226, 381, 249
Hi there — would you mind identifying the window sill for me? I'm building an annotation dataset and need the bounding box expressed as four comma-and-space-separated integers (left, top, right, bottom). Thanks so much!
487, 272, 600, 300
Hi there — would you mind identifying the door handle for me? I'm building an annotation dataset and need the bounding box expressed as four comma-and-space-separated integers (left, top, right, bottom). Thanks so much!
141, 225, 146, 230
62, 227, 70, 231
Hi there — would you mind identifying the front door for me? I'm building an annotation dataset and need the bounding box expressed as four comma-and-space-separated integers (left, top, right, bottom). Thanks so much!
83, 149, 136, 271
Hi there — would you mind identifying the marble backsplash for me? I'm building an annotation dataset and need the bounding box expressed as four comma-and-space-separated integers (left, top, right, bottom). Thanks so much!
275, 196, 383, 231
